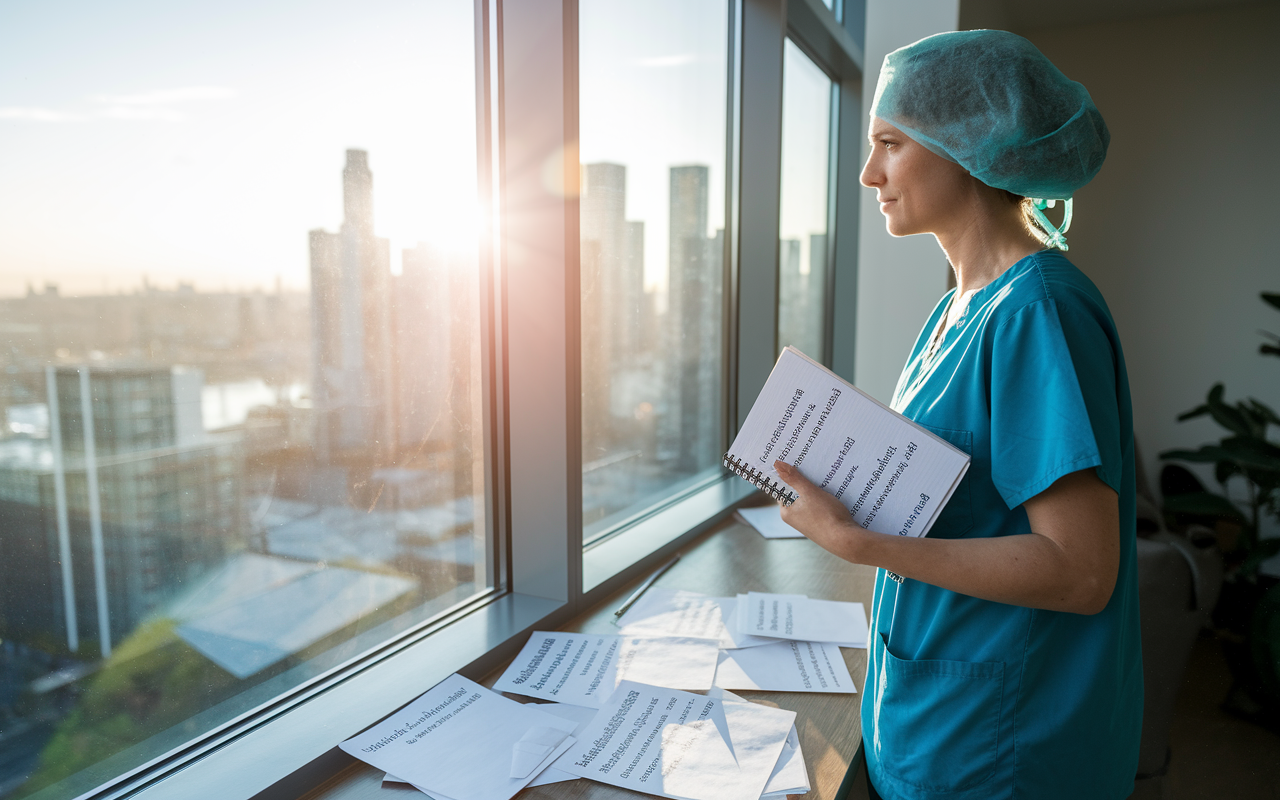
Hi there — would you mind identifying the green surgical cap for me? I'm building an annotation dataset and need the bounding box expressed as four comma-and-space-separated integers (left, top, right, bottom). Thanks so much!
871, 30, 1108, 200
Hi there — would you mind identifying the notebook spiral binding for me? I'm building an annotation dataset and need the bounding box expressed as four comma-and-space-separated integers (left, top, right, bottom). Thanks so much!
722, 454, 798, 506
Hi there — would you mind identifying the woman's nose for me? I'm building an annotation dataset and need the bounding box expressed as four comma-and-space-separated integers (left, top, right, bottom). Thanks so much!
860, 154, 882, 189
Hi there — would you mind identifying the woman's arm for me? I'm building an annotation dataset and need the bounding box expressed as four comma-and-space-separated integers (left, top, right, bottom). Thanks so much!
774, 460, 1120, 615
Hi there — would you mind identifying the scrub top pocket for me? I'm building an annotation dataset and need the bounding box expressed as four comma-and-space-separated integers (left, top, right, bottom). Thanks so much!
877, 639, 1004, 793
916, 425, 973, 538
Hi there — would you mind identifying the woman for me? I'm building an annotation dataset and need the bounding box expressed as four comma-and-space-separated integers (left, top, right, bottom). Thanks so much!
773, 31, 1142, 799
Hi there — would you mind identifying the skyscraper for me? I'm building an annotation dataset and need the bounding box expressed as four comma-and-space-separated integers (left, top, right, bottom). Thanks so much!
665, 165, 723, 474
0, 366, 240, 655
393, 243, 480, 491
310, 150, 394, 463
580, 163, 649, 467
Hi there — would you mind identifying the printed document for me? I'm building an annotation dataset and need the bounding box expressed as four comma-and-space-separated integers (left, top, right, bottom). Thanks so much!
708, 689, 810, 797
614, 587, 775, 650
736, 592, 868, 647
492, 632, 719, 707
725, 347, 970, 539
339, 673, 576, 800
384, 703, 599, 791
554, 680, 795, 800
615, 588, 728, 643
714, 640, 856, 693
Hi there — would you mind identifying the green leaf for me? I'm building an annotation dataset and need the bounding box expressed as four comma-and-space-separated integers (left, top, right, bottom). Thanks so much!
1263, 292, 1280, 311
1263, 344, 1280, 357
1245, 399, 1280, 426
1161, 491, 1247, 523
1220, 437, 1280, 472
1177, 404, 1211, 422
1216, 460, 1241, 484
1161, 445, 1235, 464
1207, 389, 1254, 437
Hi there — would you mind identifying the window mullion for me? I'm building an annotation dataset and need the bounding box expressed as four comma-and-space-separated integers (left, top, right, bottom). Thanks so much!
497, 0, 581, 606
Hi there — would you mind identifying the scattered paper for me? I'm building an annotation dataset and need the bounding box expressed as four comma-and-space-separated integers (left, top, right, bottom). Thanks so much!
340, 674, 576, 800
737, 592, 868, 647
386, 703, 599, 791
736, 505, 806, 539
708, 688, 810, 797
714, 640, 856, 694
616, 588, 775, 650
554, 681, 796, 800
526, 703, 599, 788
616, 588, 727, 642
492, 632, 720, 707
716, 597, 783, 649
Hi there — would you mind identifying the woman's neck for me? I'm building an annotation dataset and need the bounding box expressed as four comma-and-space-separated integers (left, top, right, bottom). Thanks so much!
936, 198, 1042, 296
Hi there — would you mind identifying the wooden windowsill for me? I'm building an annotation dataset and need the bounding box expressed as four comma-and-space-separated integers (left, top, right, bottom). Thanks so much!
302, 511, 875, 800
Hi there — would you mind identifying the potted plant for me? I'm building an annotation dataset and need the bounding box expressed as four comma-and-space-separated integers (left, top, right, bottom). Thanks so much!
1160, 292, 1280, 730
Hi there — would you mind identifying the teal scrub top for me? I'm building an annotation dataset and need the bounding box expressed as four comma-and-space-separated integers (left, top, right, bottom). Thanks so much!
862, 251, 1143, 799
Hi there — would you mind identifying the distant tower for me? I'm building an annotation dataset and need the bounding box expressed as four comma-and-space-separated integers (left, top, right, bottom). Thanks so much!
310, 150, 394, 463
665, 165, 722, 473
580, 163, 650, 465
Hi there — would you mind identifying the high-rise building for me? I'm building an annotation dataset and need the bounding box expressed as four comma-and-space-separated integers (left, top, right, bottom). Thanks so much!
310, 150, 394, 463
777, 234, 828, 361
580, 163, 651, 468
393, 243, 481, 489
665, 165, 723, 474
0, 366, 241, 655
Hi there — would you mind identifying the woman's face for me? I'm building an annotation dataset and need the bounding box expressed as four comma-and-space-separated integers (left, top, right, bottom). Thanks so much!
860, 117, 974, 238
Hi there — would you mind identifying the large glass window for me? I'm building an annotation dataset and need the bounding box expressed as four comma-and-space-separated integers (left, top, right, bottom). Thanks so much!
0, 2, 490, 798
777, 40, 834, 364
578, 0, 730, 542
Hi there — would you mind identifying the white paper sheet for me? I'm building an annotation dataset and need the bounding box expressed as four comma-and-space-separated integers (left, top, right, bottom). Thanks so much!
616, 588, 728, 642
492, 632, 720, 707
714, 640, 856, 694
616, 588, 773, 650
339, 674, 576, 800
736, 592, 868, 647
525, 704, 599, 787
385, 703, 598, 792
554, 681, 796, 800
736, 505, 806, 539
708, 689, 809, 798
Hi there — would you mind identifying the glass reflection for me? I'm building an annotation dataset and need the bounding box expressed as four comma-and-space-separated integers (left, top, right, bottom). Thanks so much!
578, 0, 730, 541
778, 39, 834, 364
0, 2, 487, 797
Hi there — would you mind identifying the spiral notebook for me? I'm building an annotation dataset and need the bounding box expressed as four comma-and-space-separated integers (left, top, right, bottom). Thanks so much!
724, 347, 970, 544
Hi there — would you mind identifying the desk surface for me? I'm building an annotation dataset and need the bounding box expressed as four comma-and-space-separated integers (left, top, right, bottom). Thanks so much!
302, 514, 875, 800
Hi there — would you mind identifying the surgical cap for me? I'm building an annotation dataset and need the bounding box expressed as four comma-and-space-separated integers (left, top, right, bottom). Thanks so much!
871, 30, 1108, 200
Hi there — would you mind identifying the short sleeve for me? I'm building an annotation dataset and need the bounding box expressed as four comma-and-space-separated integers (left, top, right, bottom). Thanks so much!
989, 297, 1120, 509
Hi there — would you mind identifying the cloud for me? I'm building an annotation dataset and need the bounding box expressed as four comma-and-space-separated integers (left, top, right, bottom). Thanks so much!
0, 107, 83, 122
634, 54, 700, 68
91, 86, 237, 106
100, 106, 185, 122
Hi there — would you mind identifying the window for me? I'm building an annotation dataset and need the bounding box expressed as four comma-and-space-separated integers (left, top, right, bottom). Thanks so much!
0, 1, 866, 797
577, 0, 731, 544
0, 3, 490, 798
777, 39, 835, 364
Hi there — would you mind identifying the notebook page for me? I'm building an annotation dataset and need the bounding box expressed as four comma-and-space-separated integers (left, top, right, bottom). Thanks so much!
725, 347, 969, 538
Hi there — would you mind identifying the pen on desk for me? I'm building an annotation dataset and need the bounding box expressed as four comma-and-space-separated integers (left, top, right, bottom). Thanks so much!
613, 554, 681, 620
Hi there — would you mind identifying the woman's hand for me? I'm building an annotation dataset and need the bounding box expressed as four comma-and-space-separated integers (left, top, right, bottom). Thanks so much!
774, 460, 865, 562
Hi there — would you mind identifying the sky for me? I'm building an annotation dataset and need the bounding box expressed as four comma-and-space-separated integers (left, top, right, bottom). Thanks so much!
0, 0, 832, 299
0, 0, 478, 297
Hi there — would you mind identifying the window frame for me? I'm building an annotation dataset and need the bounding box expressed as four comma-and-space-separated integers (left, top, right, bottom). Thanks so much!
46, 2, 866, 799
